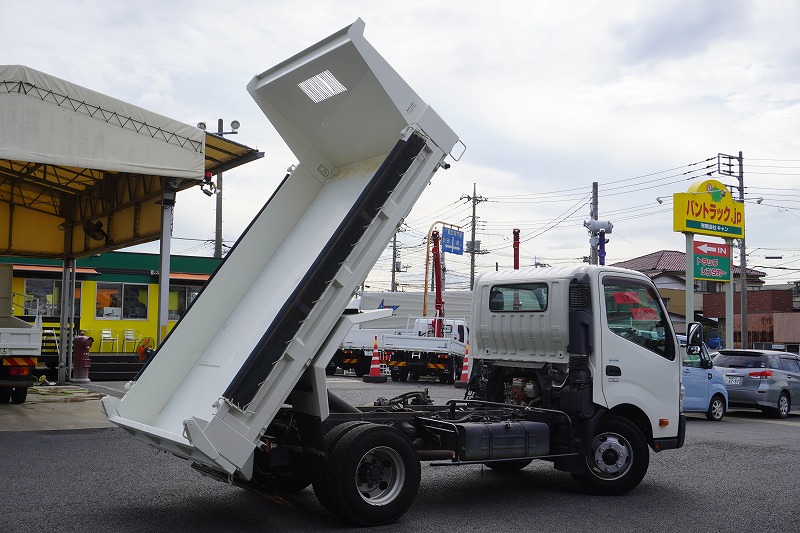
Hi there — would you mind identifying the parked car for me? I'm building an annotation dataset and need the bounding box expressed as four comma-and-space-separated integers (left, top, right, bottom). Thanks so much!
678, 335, 728, 421
712, 350, 800, 418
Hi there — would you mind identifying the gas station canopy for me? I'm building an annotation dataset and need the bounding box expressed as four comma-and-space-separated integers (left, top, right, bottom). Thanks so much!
0, 65, 263, 259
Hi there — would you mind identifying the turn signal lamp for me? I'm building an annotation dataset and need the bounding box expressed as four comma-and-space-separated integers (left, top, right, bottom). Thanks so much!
658, 419, 670, 427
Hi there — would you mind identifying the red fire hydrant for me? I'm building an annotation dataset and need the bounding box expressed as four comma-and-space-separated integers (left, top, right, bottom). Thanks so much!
72, 333, 94, 383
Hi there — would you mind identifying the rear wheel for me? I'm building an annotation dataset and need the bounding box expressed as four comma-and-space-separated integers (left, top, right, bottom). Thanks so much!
324, 360, 337, 376
0, 388, 11, 404
571, 415, 649, 495
325, 424, 421, 526
705, 394, 726, 421
774, 392, 790, 419
313, 421, 370, 516
355, 360, 371, 377
11, 387, 28, 404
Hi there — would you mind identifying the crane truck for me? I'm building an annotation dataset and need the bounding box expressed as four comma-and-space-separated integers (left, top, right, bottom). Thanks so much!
332, 287, 472, 381
102, 19, 686, 527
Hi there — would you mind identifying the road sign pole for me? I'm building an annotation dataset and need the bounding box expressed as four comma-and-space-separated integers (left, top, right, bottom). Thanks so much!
725, 238, 734, 349
685, 233, 694, 332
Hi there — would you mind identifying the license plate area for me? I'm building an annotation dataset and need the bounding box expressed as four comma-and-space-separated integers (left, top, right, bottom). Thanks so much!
725, 376, 742, 385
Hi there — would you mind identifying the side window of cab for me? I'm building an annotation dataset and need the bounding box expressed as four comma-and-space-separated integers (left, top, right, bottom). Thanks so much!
603, 277, 674, 361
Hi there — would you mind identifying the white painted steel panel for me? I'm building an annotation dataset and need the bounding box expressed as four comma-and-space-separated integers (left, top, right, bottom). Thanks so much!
103, 19, 459, 477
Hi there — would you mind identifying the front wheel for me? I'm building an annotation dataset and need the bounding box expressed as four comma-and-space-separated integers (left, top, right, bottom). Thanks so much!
325, 423, 421, 526
571, 415, 649, 495
706, 394, 726, 421
0, 387, 11, 404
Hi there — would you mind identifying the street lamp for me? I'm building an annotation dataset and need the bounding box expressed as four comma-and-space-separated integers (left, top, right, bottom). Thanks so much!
198, 119, 241, 258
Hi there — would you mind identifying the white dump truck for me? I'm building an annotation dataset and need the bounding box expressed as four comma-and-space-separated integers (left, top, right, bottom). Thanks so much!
102, 20, 686, 527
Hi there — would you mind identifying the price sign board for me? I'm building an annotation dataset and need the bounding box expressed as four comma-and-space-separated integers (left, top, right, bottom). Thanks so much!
693, 240, 731, 282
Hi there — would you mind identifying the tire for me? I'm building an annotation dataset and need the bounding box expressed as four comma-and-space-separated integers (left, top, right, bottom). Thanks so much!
326, 423, 421, 526
398, 368, 409, 382
313, 421, 370, 516
483, 459, 533, 472
11, 387, 28, 404
356, 360, 371, 378
705, 394, 726, 421
0, 388, 11, 404
324, 361, 337, 377
571, 415, 649, 495
774, 392, 790, 419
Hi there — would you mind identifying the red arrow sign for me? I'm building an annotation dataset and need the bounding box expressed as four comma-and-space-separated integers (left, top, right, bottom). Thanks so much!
694, 241, 729, 257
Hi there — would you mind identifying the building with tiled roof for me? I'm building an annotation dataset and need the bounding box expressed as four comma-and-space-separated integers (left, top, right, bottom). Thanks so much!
611, 250, 780, 344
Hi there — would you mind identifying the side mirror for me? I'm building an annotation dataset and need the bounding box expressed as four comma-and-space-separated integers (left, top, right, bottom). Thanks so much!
701, 359, 713, 370
686, 345, 701, 356
687, 322, 704, 347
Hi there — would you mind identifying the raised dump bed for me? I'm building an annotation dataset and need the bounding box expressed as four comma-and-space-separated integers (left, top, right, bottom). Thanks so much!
101, 19, 459, 477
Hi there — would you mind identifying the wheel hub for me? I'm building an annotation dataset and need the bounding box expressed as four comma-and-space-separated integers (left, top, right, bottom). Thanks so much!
358, 460, 385, 486
592, 435, 630, 475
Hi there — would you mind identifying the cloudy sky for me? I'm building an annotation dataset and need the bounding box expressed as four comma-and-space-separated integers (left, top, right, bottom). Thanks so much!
5, 1, 800, 290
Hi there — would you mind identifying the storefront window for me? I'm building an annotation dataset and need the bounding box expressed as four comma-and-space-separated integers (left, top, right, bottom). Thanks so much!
168, 285, 199, 320
24, 279, 81, 317
96, 282, 148, 319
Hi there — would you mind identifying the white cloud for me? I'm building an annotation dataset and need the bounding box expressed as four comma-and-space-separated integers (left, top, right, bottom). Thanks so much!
4, 0, 800, 285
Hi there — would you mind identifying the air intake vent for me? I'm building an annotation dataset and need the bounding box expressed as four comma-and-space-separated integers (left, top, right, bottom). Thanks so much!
298, 70, 347, 103
569, 283, 591, 312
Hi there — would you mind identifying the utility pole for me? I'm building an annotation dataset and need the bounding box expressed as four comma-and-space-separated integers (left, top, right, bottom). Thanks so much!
460, 183, 487, 289
738, 151, 748, 348
589, 182, 598, 265
719, 151, 747, 348
391, 231, 398, 292
196, 118, 240, 258
214, 119, 225, 258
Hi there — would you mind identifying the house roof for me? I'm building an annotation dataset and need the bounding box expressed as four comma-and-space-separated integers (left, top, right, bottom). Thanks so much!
611, 250, 765, 280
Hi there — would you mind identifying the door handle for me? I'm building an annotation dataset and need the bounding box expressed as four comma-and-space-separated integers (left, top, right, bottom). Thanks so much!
605, 365, 622, 376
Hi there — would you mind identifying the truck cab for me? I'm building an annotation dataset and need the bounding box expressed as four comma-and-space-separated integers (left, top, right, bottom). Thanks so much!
470, 265, 685, 491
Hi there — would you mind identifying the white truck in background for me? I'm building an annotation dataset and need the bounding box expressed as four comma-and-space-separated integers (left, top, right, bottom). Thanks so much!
329, 291, 471, 379
102, 20, 686, 527
0, 264, 42, 404
332, 315, 467, 382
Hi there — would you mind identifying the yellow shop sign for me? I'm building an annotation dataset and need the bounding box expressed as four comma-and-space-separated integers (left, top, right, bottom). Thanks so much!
673, 179, 744, 238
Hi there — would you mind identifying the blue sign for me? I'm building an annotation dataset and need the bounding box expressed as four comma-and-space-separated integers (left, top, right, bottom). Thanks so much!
441, 227, 464, 255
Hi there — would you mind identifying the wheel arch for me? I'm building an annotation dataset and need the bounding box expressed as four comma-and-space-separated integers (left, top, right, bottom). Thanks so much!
606, 403, 653, 445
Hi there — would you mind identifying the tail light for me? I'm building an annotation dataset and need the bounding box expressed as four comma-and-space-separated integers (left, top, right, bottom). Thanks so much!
749, 370, 773, 378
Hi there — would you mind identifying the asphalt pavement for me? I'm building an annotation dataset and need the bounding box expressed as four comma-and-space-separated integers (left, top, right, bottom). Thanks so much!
1, 375, 799, 532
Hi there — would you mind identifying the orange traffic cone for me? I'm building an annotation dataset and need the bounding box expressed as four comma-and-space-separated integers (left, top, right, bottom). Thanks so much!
454, 342, 470, 388
363, 336, 387, 383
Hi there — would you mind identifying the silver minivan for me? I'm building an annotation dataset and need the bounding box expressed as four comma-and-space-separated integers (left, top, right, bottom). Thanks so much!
713, 350, 800, 418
